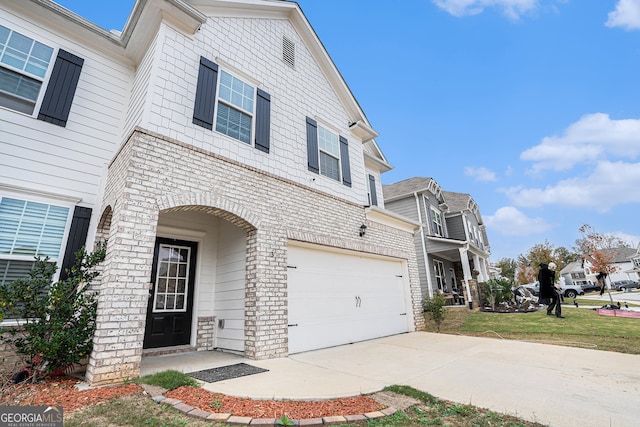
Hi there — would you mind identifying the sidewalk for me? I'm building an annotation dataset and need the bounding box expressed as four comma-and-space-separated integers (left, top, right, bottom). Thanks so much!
141, 331, 640, 427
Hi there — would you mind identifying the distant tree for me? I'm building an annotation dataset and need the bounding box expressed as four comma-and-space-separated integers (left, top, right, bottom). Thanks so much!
555, 246, 580, 266
495, 258, 517, 282
574, 231, 630, 255
578, 224, 619, 306
516, 241, 554, 284
515, 241, 577, 285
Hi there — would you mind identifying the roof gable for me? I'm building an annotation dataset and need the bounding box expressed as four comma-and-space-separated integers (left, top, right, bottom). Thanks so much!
382, 177, 444, 203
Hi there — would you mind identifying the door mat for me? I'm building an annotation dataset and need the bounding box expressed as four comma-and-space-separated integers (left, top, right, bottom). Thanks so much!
188, 363, 269, 383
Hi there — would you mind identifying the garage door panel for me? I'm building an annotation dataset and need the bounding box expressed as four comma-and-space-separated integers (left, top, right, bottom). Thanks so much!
288, 244, 410, 354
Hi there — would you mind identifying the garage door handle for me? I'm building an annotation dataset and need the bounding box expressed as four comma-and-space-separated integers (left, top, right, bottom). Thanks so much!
355, 296, 361, 307
288, 324, 298, 327
400, 313, 407, 316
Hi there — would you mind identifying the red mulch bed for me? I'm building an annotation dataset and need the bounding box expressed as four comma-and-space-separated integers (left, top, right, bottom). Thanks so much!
0, 376, 144, 412
1, 376, 385, 419
166, 386, 386, 419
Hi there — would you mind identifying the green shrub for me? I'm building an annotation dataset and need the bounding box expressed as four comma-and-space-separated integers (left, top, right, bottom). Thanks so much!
482, 278, 513, 309
0, 244, 106, 382
423, 293, 446, 332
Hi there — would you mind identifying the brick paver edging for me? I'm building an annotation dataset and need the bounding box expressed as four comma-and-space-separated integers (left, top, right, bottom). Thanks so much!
152, 394, 398, 426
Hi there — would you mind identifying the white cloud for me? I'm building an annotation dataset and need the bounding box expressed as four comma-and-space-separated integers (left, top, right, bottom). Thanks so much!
504, 160, 640, 212
520, 113, 640, 172
432, 0, 538, 20
606, 0, 640, 30
485, 206, 551, 236
464, 166, 497, 182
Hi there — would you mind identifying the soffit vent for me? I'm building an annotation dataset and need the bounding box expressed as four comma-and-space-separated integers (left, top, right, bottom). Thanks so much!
283, 36, 295, 68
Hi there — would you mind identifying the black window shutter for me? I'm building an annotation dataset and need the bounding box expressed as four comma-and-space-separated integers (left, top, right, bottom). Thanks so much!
192, 57, 218, 130
37, 49, 84, 127
306, 116, 319, 174
339, 135, 351, 187
368, 174, 378, 206
59, 206, 92, 281
255, 88, 271, 153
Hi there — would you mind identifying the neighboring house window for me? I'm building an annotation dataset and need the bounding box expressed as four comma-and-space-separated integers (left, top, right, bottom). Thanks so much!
430, 207, 443, 236
368, 174, 378, 206
192, 57, 270, 152
433, 260, 445, 291
633, 258, 640, 268
0, 24, 53, 115
305, 117, 351, 186
0, 25, 83, 127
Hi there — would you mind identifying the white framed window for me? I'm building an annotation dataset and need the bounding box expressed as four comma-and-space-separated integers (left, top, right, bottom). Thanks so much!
433, 259, 445, 291
215, 70, 255, 144
317, 125, 341, 181
0, 24, 53, 115
430, 207, 443, 236
0, 195, 72, 288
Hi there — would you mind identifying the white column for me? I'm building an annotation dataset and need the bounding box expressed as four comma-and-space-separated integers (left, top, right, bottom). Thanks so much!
459, 247, 473, 305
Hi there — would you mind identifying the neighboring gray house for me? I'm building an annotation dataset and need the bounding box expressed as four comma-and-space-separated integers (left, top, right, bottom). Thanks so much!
583, 247, 639, 284
559, 261, 589, 287
383, 178, 491, 307
629, 244, 640, 280
1, 0, 424, 385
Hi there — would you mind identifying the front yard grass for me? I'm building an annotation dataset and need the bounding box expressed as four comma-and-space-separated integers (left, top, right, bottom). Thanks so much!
428, 305, 640, 354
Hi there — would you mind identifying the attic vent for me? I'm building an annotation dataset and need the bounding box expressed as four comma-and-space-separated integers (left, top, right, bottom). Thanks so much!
283, 36, 295, 68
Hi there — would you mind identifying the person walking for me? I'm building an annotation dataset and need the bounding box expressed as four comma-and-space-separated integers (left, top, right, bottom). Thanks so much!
538, 262, 564, 318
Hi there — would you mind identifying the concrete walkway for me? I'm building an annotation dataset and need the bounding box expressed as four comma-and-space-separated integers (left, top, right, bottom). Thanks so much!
141, 330, 640, 427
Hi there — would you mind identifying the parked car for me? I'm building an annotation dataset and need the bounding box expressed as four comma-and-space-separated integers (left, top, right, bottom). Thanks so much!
522, 281, 585, 299
611, 280, 640, 291
579, 282, 601, 293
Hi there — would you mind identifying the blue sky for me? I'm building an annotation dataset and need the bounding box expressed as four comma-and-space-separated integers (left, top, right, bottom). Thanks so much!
54, 0, 640, 261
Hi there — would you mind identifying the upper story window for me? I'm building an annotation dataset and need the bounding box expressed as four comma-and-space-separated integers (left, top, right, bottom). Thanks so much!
193, 57, 271, 153
0, 24, 53, 115
318, 126, 341, 181
633, 258, 640, 268
216, 71, 255, 144
367, 174, 378, 206
305, 117, 352, 187
430, 206, 443, 236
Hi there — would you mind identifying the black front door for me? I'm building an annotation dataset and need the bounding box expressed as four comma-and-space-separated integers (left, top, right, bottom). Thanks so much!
143, 238, 197, 349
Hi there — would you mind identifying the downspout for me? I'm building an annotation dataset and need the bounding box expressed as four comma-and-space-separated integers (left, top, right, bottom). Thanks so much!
414, 192, 433, 298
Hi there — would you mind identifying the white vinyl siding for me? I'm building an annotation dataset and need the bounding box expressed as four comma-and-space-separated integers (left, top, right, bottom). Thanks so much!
213, 223, 246, 352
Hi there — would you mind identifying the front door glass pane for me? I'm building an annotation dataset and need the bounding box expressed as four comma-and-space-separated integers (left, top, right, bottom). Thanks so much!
153, 244, 190, 312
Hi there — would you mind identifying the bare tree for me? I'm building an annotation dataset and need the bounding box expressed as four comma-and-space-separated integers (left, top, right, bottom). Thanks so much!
578, 224, 619, 306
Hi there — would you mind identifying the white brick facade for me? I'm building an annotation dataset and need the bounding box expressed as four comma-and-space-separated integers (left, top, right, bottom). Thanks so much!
85, 129, 423, 385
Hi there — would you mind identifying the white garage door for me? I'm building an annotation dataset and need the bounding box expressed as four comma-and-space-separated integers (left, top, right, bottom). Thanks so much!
287, 243, 410, 354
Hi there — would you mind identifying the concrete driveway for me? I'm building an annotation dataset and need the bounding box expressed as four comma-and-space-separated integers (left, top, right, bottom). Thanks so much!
141, 331, 640, 427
